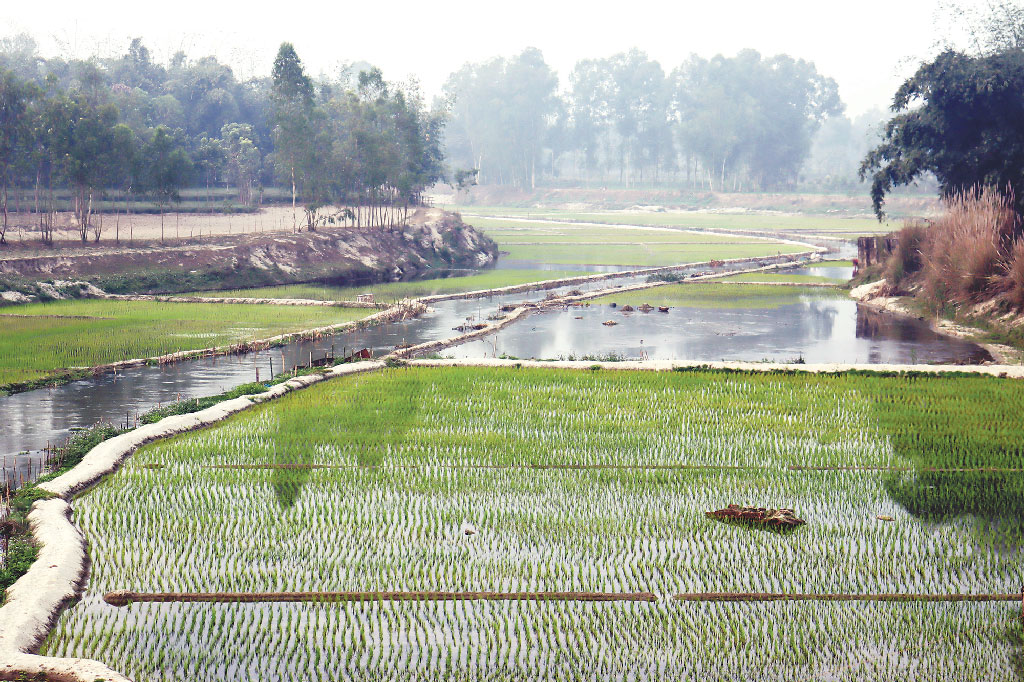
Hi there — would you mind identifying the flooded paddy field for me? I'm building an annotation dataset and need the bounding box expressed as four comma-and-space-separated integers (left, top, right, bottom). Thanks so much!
43, 367, 1024, 681
450, 285, 991, 365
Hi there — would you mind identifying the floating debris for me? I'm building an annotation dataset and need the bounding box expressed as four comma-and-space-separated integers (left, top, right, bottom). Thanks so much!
452, 323, 489, 333
658, 306, 670, 313
876, 515, 895, 522
706, 504, 805, 528
602, 320, 618, 326
621, 305, 635, 312
638, 303, 654, 312
575, 316, 583, 320
461, 521, 478, 536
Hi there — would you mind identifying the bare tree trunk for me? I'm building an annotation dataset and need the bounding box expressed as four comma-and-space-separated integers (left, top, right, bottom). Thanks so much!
1, 183, 8, 245
126, 190, 132, 242
291, 166, 297, 232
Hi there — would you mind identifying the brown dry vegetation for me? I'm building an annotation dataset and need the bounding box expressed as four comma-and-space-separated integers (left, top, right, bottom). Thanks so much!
884, 188, 1024, 311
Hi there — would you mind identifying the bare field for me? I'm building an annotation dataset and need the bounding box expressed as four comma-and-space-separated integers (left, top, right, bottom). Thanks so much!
0, 206, 311, 249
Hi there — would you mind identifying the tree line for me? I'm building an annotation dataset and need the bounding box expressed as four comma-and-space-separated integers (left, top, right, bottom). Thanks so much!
443, 47, 868, 192
0, 37, 444, 243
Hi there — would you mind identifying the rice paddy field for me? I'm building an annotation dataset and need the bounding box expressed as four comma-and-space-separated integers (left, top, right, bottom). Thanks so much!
592, 282, 848, 309
463, 210, 896, 238
466, 217, 810, 266
502, 242, 804, 267
43, 366, 1024, 681
719, 271, 845, 284
186, 269, 589, 302
0, 300, 370, 388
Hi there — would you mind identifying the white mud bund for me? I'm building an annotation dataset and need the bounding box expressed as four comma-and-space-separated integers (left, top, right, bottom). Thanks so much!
0, 360, 385, 682
406, 357, 1024, 378
77, 302, 419, 380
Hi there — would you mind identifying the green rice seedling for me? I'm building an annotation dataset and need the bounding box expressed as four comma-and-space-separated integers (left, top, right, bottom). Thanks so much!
0, 299, 369, 388
41, 367, 1024, 680
590, 283, 847, 309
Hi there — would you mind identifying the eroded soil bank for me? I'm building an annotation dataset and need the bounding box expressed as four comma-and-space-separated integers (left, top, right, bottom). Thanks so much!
0, 209, 496, 297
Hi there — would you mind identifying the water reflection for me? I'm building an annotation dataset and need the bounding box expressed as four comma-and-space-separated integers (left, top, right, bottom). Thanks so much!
449, 293, 992, 365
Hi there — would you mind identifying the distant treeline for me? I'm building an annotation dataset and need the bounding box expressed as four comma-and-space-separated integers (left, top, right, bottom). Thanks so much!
0, 37, 444, 243
444, 48, 885, 192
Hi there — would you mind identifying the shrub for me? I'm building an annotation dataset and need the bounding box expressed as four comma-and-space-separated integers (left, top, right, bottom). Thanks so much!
1000, 239, 1024, 310
884, 220, 929, 286
920, 188, 1019, 307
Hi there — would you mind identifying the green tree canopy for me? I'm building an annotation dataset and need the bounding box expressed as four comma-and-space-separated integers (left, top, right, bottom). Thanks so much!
444, 48, 558, 189
0, 68, 36, 242
861, 48, 1024, 218
143, 125, 193, 241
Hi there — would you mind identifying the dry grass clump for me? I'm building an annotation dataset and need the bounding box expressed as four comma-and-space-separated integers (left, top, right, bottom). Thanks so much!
889, 188, 1024, 310
884, 221, 929, 287
921, 188, 1017, 305
1002, 239, 1024, 309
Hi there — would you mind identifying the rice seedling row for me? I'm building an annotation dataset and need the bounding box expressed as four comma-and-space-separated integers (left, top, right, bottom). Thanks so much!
42, 367, 1024, 680
590, 282, 849, 309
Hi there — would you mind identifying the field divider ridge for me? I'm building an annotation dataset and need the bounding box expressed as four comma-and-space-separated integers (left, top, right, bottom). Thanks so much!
99, 589, 1022, 607
102, 590, 660, 607
404, 357, 1024, 378
103, 294, 385, 308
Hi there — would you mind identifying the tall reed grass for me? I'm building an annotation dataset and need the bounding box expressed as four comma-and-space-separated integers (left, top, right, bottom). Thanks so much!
890, 187, 1024, 310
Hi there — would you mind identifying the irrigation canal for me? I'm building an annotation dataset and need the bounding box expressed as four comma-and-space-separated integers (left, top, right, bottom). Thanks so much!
0, 255, 990, 490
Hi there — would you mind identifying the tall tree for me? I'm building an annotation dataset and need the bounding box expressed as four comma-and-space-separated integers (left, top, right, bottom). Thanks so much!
861, 48, 1024, 219
220, 122, 261, 205
47, 93, 122, 242
568, 50, 672, 184
143, 125, 192, 242
444, 48, 557, 188
0, 69, 36, 243
270, 42, 316, 229
672, 50, 841, 190
108, 123, 140, 243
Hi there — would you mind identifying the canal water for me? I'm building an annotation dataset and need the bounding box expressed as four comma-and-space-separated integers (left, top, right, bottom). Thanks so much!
0, 259, 990, 488
448, 290, 992, 366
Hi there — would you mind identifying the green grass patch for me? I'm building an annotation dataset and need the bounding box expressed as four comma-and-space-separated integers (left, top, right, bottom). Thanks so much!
719, 272, 843, 284
592, 282, 846, 309
464, 209, 894, 235
806, 259, 854, 268
502, 242, 805, 267
0, 300, 369, 390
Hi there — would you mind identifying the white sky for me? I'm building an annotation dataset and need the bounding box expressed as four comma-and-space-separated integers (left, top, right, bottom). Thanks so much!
0, 0, 988, 116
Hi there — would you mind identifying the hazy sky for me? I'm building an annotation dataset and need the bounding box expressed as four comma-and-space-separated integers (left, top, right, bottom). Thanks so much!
1, 0, 989, 115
